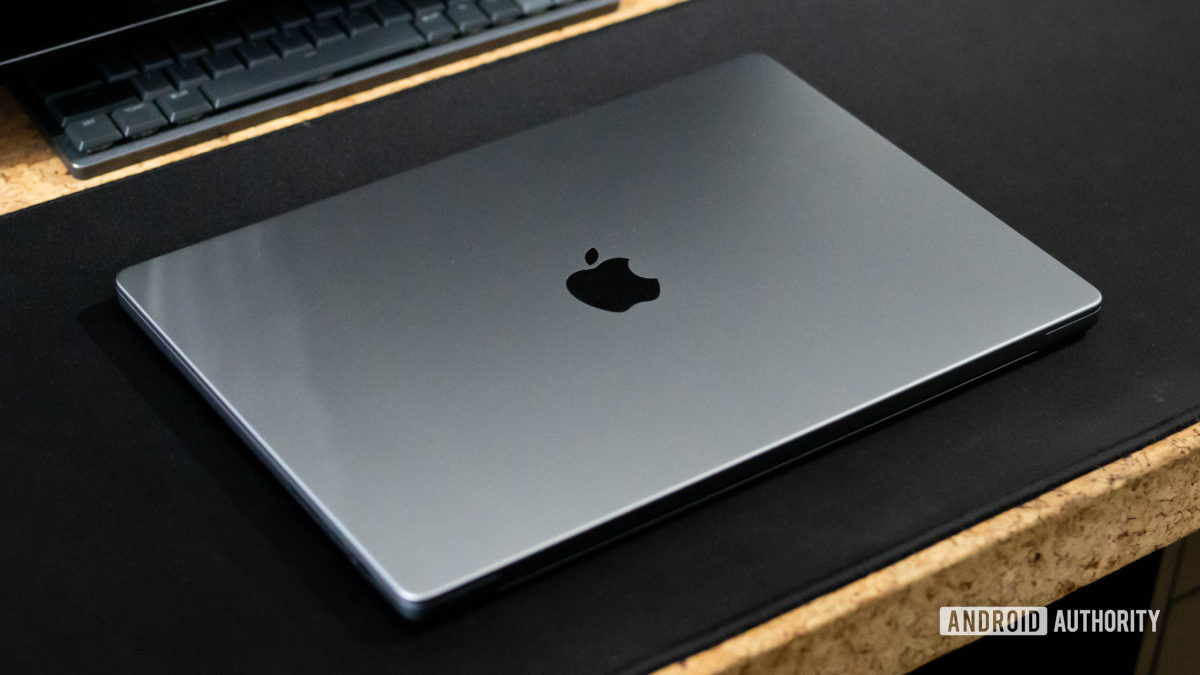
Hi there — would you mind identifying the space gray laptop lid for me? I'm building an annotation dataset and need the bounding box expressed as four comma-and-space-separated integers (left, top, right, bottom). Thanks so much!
116, 54, 1100, 616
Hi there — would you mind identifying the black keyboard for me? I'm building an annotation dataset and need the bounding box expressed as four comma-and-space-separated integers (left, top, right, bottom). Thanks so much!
16, 0, 617, 178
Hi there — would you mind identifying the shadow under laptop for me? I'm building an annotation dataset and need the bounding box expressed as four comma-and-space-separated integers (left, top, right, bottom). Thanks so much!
79, 298, 1089, 643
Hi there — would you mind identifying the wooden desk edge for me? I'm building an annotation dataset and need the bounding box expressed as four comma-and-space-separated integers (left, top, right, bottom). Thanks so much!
3, 3, 1195, 671
657, 421, 1200, 674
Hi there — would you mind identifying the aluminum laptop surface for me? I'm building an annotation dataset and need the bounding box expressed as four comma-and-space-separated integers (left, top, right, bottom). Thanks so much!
116, 54, 1101, 617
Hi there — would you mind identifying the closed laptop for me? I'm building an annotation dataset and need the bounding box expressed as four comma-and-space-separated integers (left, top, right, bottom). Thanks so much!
117, 54, 1101, 618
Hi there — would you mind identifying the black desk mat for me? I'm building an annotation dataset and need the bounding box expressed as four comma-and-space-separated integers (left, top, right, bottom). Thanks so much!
5, 1, 1200, 672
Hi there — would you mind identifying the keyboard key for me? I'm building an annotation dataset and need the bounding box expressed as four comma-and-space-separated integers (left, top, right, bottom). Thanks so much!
31, 69, 103, 100
303, 20, 347, 46
403, 0, 445, 17
201, 21, 425, 109
97, 56, 139, 83
271, 30, 315, 57
371, 0, 413, 24
414, 11, 457, 44
477, 0, 519, 24
236, 39, 280, 67
64, 114, 123, 152
45, 82, 138, 127
110, 101, 167, 138
167, 33, 209, 60
131, 72, 174, 99
511, 0, 552, 14
343, 0, 375, 8
445, 1, 489, 33
201, 50, 245, 78
133, 45, 175, 71
305, 0, 344, 19
203, 24, 244, 50
156, 89, 212, 124
338, 10, 380, 35
166, 61, 210, 88
271, 4, 311, 29
238, 13, 278, 40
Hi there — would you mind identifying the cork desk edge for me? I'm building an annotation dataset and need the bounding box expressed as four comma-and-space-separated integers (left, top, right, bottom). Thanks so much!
4, 1, 1200, 672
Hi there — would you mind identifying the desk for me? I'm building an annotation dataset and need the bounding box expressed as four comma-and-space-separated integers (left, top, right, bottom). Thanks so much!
3, 1, 1199, 672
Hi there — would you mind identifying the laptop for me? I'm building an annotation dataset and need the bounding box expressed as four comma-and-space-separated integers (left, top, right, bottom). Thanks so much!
116, 54, 1101, 618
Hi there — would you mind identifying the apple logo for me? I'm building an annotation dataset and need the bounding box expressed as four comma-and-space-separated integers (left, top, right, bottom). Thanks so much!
566, 248, 660, 312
